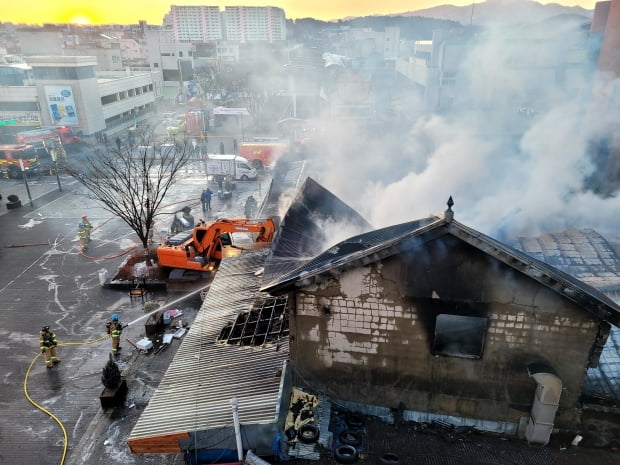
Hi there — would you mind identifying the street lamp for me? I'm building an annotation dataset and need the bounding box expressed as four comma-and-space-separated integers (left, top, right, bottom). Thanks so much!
50, 147, 62, 191
18, 156, 33, 205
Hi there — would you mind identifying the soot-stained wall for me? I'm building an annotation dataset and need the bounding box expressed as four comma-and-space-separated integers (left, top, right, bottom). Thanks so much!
288, 235, 602, 428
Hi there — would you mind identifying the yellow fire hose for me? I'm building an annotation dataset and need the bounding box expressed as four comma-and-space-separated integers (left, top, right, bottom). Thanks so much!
23, 334, 111, 465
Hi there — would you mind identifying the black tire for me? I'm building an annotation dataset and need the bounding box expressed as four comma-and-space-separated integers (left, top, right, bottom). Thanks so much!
339, 429, 363, 447
346, 414, 364, 429
297, 423, 320, 444
241, 174, 248, 181
334, 445, 358, 464
380, 452, 400, 465
8, 167, 20, 179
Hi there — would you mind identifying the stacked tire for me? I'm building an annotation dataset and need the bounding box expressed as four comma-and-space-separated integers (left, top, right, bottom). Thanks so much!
334, 414, 365, 464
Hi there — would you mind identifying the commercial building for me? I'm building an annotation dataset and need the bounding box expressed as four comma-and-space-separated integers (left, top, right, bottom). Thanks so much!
0, 55, 162, 138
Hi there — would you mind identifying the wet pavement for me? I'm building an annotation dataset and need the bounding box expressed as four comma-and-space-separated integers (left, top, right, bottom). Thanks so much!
0, 165, 268, 465
1, 168, 620, 465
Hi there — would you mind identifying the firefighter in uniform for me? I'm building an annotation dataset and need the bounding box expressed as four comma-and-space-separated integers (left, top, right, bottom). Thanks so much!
0, 160, 8, 179
77, 222, 88, 252
106, 314, 123, 356
81, 215, 93, 242
39, 325, 61, 368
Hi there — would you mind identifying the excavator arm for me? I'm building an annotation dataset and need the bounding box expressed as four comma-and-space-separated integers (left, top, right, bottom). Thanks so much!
157, 217, 276, 271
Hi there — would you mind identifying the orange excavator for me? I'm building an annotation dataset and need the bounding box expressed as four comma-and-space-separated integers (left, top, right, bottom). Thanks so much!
156, 217, 277, 272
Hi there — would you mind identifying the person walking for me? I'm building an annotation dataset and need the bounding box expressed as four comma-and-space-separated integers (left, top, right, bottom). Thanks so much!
106, 314, 124, 356
102, 133, 108, 145
244, 195, 257, 218
201, 187, 213, 213
39, 325, 61, 368
127, 132, 135, 150
233, 139, 238, 154
115, 136, 122, 151
77, 221, 89, 252
81, 215, 93, 243
219, 141, 225, 154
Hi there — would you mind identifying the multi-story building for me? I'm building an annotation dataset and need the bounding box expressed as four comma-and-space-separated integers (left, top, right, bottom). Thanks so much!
168, 5, 223, 42
0, 55, 161, 138
18, 26, 123, 72
395, 24, 591, 113
144, 29, 194, 98
223, 6, 286, 42
166, 5, 286, 43
588, 0, 620, 191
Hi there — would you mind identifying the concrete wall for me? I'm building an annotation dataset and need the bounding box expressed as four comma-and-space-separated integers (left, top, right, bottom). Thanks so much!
98, 73, 156, 119
0, 86, 41, 126
289, 235, 602, 430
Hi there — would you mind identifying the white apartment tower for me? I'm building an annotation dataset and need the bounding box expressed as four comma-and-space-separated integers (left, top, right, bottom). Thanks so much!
170, 6, 223, 41
223, 6, 286, 42
168, 5, 286, 43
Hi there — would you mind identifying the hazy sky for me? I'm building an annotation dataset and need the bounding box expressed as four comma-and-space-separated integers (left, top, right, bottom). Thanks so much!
3, 0, 598, 25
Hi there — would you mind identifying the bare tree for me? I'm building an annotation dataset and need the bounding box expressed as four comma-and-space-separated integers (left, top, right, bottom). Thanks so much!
65, 133, 191, 252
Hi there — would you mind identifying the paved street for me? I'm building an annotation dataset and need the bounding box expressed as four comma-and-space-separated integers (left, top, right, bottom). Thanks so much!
0, 159, 269, 465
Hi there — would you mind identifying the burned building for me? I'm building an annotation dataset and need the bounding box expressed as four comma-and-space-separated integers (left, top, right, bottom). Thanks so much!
262, 198, 620, 445
127, 175, 620, 458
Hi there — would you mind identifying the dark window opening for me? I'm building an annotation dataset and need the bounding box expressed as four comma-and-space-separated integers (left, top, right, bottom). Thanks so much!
101, 94, 118, 105
218, 296, 288, 346
433, 314, 487, 359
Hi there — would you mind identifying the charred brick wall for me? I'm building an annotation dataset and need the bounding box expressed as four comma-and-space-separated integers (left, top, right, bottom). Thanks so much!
289, 237, 601, 429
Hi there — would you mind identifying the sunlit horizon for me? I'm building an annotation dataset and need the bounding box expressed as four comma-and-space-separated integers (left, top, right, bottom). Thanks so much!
3, 0, 599, 26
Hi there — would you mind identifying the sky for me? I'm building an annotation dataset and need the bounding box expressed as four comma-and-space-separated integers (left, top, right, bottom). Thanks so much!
2, 0, 599, 25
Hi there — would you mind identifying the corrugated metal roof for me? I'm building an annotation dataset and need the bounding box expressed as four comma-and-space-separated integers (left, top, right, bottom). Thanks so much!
128, 248, 289, 447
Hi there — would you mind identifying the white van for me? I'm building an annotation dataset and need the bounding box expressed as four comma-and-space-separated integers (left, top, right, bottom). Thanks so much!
206, 154, 257, 181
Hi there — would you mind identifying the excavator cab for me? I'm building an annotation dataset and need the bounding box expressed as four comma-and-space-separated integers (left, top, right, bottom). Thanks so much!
220, 232, 232, 246
157, 217, 277, 274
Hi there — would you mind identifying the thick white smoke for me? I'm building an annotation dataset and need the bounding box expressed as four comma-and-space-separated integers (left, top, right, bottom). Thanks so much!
302, 19, 620, 243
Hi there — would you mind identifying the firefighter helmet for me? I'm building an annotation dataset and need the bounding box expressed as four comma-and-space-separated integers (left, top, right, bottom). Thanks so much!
42, 325, 50, 332
111, 314, 119, 321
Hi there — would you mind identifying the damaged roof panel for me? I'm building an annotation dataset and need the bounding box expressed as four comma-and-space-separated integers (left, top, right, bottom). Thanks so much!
262, 214, 620, 327
513, 230, 620, 404
514, 228, 620, 292
128, 249, 289, 454
263, 176, 373, 285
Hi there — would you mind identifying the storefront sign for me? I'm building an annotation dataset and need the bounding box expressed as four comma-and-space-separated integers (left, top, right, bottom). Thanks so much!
44, 85, 79, 125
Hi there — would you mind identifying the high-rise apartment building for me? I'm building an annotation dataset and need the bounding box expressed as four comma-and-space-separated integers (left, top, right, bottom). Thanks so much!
167, 5, 286, 43
169, 6, 223, 42
223, 6, 286, 42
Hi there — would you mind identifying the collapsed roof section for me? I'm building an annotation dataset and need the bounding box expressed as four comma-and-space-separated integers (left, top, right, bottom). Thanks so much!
128, 249, 290, 455
262, 176, 373, 286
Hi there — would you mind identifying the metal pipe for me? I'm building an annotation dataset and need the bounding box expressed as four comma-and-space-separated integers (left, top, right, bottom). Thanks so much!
230, 398, 244, 462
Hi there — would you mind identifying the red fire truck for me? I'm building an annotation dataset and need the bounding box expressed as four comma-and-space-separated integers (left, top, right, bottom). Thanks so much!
0, 144, 40, 179
238, 139, 290, 169
16, 126, 81, 150
185, 110, 208, 136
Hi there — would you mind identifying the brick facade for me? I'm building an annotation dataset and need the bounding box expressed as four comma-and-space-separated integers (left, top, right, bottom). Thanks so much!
289, 236, 603, 430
